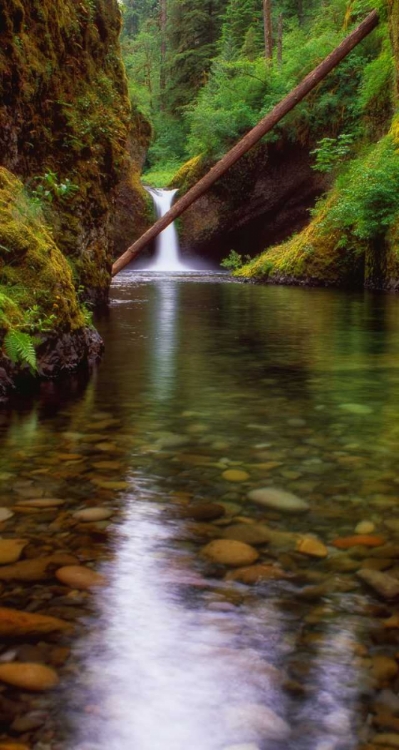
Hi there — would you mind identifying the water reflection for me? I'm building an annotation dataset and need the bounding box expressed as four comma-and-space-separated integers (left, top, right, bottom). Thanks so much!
2, 277, 399, 749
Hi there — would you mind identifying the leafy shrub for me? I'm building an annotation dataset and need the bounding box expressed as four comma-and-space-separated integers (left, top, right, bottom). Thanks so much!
3, 330, 37, 373
221, 250, 250, 270
311, 133, 355, 173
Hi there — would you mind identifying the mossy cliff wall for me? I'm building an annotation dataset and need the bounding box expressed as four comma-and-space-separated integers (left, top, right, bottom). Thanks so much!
0, 0, 149, 301
238, 2, 399, 290
0, 0, 150, 398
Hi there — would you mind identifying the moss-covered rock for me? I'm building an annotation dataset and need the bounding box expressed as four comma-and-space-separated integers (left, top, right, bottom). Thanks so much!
238, 3, 399, 291
0, 167, 102, 399
0, 0, 149, 301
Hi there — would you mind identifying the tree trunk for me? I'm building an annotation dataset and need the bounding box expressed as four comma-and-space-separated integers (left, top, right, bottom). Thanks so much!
263, 0, 273, 60
277, 13, 283, 66
112, 10, 378, 277
159, 0, 167, 110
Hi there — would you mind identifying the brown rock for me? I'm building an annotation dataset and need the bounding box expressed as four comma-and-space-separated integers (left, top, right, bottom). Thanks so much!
0, 663, 59, 691
0, 554, 78, 581
296, 537, 328, 558
357, 569, 399, 600
225, 564, 287, 584
371, 656, 399, 684
222, 470, 250, 482
178, 503, 225, 522
0, 744, 31, 750
333, 535, 386, 549
0, 607, 72, 638
201, 540, 259, 567
222, 523, 271, 546
0, 540, 28, 565
56, 565, 106, 590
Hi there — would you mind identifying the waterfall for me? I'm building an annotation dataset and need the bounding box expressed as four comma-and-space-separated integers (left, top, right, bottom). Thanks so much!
144, 188, 187, 272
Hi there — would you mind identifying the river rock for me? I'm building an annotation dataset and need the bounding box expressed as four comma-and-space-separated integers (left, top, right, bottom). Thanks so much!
221, 523, 271, 546
222, 470, 250, 482
225, 564, 286, 584
296, 537, 328, 558
0, 663, 59, 691
0, 540, 28, 565
14, 498, 65, 508
373, 733, 399, 746
371, 656, 399, 684
73, 508, 114, 522
0, 744, 31, 750
355, 520, 376, 534
201, 540, 259, 567
357, 569, 399, 600
333, 535, 386, 549
179, 503, 225, 521
247, 487, 309, 513
225, 703, 291, 741
91, 479, 129, 490
0, 509, 14, 522
56, 565, 106, 589
0, 554, 78, 582
0, 607, 72, 637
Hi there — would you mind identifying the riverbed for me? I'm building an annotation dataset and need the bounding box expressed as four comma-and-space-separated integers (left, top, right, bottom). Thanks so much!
1, 271, 399, 750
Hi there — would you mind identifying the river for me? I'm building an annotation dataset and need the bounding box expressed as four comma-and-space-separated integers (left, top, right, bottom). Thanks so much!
1, 271, 399, 749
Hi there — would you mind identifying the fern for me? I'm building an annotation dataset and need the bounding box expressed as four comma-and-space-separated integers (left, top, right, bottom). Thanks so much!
4, 330, 37, 372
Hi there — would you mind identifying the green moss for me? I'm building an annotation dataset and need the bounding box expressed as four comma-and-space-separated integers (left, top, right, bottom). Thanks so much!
0, 0, 147, 300
0, 167, 84, 350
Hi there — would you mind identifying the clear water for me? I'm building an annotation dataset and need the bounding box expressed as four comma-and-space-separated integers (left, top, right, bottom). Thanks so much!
1, 272, 399, 750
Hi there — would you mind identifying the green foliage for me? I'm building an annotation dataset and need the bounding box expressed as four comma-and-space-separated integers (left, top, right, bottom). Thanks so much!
326, 135, 399, 241
4, 330, 37, 372
30, 170, 79, 205
310, 133, 355, 173
220, 249, 250, 269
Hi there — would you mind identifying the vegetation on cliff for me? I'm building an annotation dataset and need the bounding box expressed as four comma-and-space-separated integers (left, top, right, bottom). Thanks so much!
0, 0, 148, 387
237, 1, 399, 289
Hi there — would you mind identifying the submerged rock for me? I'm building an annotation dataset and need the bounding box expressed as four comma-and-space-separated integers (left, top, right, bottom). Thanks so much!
0, 607, 72, 637
0, 663, 59, 691
357, 569, 399, 600
55, 565, 106, 590
247, 487, 309, 512
0, 540, 28, 565
224, 703, 291, 741
201, 540, 259, 567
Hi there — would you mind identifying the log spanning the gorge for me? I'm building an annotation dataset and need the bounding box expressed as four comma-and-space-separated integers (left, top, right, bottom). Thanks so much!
112, 10, 378, 277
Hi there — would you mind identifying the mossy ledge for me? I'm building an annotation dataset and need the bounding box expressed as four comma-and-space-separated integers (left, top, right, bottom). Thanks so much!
0, 0, 151, 398
0, 168, 103, 401
236, 0, 399, 291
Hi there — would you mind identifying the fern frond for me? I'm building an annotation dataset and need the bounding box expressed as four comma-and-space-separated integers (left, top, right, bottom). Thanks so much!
4, 330, 37, 372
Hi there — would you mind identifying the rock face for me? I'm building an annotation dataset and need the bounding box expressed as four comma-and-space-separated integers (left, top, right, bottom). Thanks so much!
0, 0, 151, 399
0, 0, 149, 302
173, 141, 327, 264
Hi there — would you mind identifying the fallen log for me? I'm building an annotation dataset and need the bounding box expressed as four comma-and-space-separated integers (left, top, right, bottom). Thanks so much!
112, 10, 378, 277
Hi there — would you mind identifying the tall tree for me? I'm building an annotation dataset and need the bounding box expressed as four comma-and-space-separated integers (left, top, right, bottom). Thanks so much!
166, 0, 228, 111
263, 0, 273, 59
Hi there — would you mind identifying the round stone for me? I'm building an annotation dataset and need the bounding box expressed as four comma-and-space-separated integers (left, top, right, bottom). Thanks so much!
0, 540, 28, 565
222, 470, 250, 483
0, 509, 14, 522
73, 507, 113, 522
355, 520, 376, 534
56, 565, 106, 590
296, 537, 328, 558
201, 540, 259, 567
0, 663, 59, 691
248, 487, 309, 513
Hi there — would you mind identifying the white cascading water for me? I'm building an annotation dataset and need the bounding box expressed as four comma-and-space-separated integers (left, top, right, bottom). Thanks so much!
144, 187, 187, 272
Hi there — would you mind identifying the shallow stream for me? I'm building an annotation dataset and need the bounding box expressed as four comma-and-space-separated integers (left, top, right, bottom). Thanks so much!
1, 272, 399, 750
